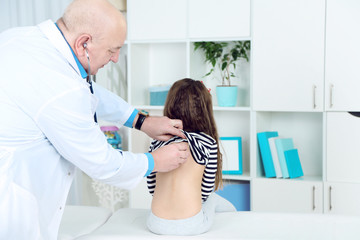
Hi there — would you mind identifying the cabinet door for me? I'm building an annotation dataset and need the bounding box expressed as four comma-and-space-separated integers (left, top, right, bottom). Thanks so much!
324, 182, 360, 215
326, 112, 360, 183
252, 0, 325, 111
325, 0, 360, 111
188, 0, 250, 38
252, 179, 323, 213
127, 0, 187, 40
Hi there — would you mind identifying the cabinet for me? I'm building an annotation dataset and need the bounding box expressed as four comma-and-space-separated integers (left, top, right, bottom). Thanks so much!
252, 178, 323, 213
325, 0, 360, 111
127, 0, 187, 40
188, 0, 250, 39
250, 0, 326, 214
127, 0, 250, 41
322, 1, 360, 216
326, 112, 360, 183
325, 113, 360, 215
324, 183, 360, 215
252, 0, 325, 111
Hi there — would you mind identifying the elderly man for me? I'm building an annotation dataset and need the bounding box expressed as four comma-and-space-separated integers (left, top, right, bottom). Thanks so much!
0, 0, 189, 239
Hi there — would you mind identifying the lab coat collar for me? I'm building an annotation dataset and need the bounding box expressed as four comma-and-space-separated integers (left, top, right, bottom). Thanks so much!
37, 20, 86, 79
54, 23, 88, 79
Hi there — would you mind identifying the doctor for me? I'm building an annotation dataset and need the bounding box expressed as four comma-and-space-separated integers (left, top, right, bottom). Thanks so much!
0, 0, 189, 239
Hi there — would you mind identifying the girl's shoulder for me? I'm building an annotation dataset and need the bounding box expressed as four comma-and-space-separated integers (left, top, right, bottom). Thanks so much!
149, 131, 217, 166
183, 131, 217, 166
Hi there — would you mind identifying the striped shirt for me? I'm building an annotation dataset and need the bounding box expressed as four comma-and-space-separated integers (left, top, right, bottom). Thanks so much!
147, 131, 218, 202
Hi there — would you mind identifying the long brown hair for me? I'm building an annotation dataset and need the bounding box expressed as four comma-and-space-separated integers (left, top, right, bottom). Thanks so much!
163, 78, 223, 190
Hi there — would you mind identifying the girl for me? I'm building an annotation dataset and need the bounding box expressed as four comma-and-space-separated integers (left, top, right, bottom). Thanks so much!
146, 78, 235, 235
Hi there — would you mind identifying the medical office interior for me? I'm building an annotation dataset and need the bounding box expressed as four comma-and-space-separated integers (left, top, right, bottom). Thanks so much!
2, 0, 360, 239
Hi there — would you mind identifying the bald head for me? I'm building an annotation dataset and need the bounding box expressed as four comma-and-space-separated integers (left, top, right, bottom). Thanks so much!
60, 0, 125, 42
56, 0, 127, 75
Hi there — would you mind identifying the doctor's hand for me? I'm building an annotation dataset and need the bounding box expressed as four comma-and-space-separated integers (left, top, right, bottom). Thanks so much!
141, 116, 186, 141
151, 142, 190, 172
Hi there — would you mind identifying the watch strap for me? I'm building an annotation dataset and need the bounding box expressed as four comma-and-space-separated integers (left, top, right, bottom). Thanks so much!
135, 113, 147, 130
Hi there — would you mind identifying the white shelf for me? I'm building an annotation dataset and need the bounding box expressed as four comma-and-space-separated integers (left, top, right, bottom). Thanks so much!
189, 37, 252, 42
223, 173, 251, 181
255, 175, 323, 183
133, 105, 164, 111
214, 106, 251, 112
134, 105, 251, 112
128, 39, 188, 44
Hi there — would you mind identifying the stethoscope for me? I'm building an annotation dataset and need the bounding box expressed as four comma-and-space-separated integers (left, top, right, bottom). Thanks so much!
83, 42, 91, 83
83, 42, 97, 122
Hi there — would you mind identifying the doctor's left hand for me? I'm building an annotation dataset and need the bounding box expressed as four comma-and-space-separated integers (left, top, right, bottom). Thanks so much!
141, 116, 186, 141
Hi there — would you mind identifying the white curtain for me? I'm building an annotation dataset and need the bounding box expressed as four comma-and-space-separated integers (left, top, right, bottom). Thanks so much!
0, 0, 72, 32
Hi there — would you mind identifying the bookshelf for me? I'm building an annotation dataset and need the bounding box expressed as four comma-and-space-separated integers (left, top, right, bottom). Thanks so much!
99, 0, 360, 214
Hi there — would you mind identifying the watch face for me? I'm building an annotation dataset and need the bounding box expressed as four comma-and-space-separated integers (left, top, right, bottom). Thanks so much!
135, 110, 149, 130
140, 110, 149, 116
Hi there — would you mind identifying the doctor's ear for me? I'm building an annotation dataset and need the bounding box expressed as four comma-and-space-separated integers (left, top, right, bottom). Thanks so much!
74, 34, 91, 56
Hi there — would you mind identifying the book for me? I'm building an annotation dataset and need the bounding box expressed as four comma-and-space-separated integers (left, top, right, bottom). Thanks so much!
257, 131, 278, 178
284, 149, 304, 178
268, 137, 283, 178
275, 138, 294, 178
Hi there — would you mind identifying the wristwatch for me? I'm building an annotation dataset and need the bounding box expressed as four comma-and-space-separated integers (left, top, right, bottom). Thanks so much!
135, 110, 149, 130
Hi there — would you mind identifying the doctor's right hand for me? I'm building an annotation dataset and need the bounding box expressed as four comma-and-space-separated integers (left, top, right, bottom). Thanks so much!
151, 142, 189, 172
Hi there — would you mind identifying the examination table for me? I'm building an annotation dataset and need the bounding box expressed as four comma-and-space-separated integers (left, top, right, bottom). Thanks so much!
59, 205, 360, 240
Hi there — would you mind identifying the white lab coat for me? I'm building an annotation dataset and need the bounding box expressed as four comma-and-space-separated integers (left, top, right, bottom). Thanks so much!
0, 20, 149, 239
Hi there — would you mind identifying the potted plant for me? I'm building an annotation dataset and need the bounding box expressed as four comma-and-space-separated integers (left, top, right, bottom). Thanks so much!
193, 41, 250, 107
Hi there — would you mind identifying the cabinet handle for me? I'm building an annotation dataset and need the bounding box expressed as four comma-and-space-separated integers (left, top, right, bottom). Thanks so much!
329, 84, 334, 108
329, 186, 333, 211
313, 85, 317, 109
312, 186, 316, 210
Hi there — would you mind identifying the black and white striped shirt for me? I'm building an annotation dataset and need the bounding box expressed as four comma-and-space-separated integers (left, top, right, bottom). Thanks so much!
147, 131, 218, 202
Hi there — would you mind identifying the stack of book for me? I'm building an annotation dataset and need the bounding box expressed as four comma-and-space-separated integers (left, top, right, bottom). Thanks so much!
257, 131, 303, 179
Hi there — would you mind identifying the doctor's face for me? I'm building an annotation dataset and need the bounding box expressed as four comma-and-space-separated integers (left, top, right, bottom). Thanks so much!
88, 28, 126, 75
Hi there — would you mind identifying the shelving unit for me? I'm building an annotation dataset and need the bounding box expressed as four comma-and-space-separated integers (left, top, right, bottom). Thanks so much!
100, 0, 360, 214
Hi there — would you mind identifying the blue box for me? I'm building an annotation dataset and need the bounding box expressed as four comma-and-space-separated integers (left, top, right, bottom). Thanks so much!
149, 85, 170, 106
216, 181, 250, 211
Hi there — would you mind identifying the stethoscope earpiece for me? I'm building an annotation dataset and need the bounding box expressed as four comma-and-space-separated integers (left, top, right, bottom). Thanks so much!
83, 42, 91, 81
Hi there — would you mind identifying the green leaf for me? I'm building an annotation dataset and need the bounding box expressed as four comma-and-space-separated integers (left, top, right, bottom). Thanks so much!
221, 62, 227, 71
232, 50, 239, 60
192, 40, 251, 85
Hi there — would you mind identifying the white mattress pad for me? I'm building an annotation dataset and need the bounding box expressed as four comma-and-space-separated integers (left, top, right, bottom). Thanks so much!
76, 208, 360, 240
